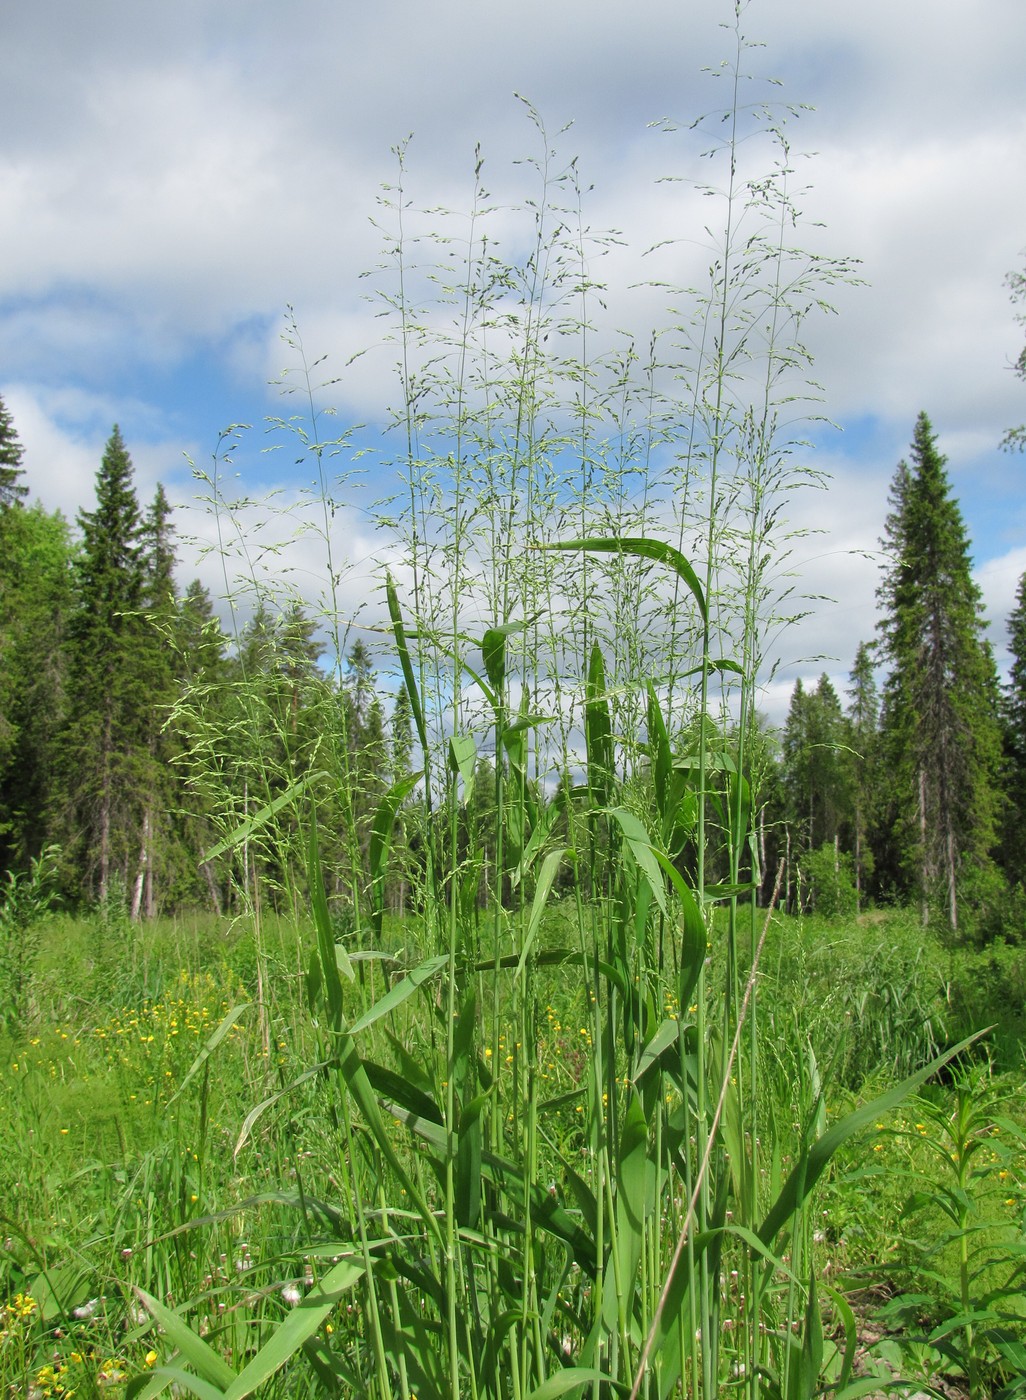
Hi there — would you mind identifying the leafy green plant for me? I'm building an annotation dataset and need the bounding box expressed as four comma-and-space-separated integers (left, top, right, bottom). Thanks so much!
0, 843, 59, 1030
800, 843, 858, 918
872, 1068, 1026, 1399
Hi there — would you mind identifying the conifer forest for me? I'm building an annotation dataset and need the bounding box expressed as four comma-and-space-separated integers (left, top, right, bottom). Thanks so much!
2, 398, 1024, 938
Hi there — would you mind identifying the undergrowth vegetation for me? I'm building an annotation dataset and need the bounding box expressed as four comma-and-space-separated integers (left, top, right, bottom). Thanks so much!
3, 11, 1026, 1400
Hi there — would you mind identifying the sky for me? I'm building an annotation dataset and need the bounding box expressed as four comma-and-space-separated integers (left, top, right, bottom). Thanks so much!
2, 0, 1025, 719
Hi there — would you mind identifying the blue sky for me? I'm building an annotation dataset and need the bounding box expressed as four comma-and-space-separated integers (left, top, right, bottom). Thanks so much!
2, 0, 1025, 717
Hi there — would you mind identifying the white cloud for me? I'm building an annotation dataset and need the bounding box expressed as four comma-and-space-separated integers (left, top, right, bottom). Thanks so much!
2, 0, 1025, 710
3, 382, 201, 521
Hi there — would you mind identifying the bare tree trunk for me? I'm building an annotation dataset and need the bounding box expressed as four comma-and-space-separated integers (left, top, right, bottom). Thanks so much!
145, 828, 155, 919
918, 765, 929, 927
854, 816, 862, 913
99, 706, 113, 904
200, 859, 223, 916
130, 809, 151, 922
946, 822, 958, 933
784, 825, 792, 913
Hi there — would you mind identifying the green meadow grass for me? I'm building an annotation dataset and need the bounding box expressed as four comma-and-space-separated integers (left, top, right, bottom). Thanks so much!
2, 906, 1024, 1399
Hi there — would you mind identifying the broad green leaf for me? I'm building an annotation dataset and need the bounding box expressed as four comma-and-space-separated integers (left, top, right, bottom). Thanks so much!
605, 807, 667, 918
127, 1365, 227, 1400
456, 1095, 484, 1228
449, 732, 478, 805
481, 614, 541, 694
515, 846, 565, 980
646, 681, 673, 820
542, 534, 706, 624
347, 952, 447, 1036
223, 1256, 365, 1400
511, 783, 565, 889
526, 1366, 628, 1399
386, 573, 429, 754
824, 1283, 859, 1393
561, 1161, 599, 1241
602, 1091, 650, 1333
702, 880, 758, 901
586, 643, 614, 805
364, 1058, 444, 1128
633, 1017, 682, 1085
786, 1270, 823, 1400
472, 946, 578, 973
452, 986, 477, 1073
647, 847, 706, 1008
131, 1287, 237, 1390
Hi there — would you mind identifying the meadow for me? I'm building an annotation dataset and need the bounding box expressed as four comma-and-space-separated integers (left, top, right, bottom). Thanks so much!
1, 900, 1024, 1399
4, 21, 1026, 1400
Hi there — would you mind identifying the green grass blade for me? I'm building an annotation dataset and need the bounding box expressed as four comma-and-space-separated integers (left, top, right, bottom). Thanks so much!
386, 572, 430, 754
541, 535, 706, 625
201, 771, 328, 863
127, 1365, 227, 1400
336, 1030, 444, 1244
165, 1002, 251, 1107
308, 806, 352, 1007
758, 1030, 989, 1247
369, 770, 423, 936
586, 642, 614, 805
131, 1287, 237, 1390
234, 1064, 330, 1159
348, 952, 447, 1035
222, 1258, 366, 1400
515, 846, 565, 980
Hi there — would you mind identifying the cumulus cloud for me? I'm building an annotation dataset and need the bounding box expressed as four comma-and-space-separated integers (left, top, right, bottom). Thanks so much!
2, 0, 1024, 707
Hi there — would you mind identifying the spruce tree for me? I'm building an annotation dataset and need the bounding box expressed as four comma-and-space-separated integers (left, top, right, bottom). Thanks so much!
131, 485, 179, 917
59, 426, 147, 903
391, 683, 414, 783
170, 579, 231, 912
0, 505, 74, 874
846, 641, 880, 907
781, 675, 849, 850
0, 394, 28, 509
779, 674, 851, 909
877, 412, 1003, 931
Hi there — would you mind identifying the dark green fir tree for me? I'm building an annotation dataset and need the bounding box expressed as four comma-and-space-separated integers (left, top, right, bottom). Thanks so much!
0, 505, 74, 874
846, 641, 880, 907
58, 426, 148, 904
877, 412, 1003, 932
131, 484, 180, 917
0, 394, 28, 509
